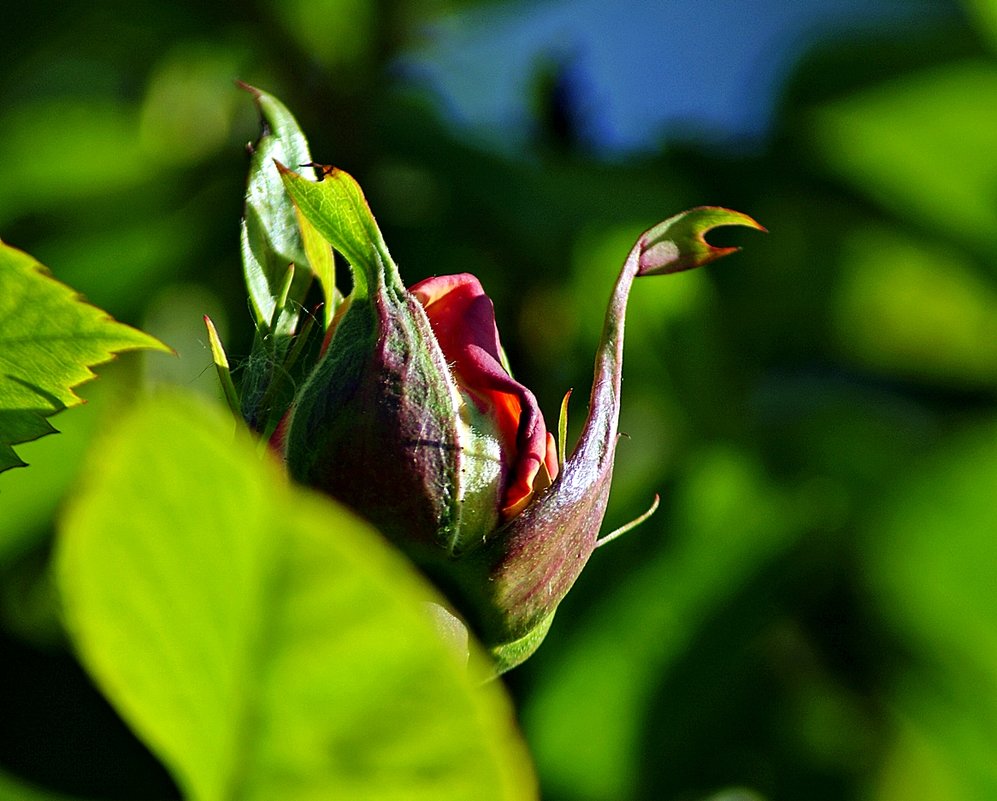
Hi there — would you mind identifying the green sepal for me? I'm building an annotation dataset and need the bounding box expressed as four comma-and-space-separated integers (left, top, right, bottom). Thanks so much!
280, 165, 467, 557
236, 85, 333, 435
238, 83, 315, 335
637, 206, 765, 277
489, 611, 556, 676
278, 163, 404, 301
203, 315, 240, 419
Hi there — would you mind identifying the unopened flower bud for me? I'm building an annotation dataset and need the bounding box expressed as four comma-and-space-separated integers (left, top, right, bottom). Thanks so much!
279, 164, 761, 671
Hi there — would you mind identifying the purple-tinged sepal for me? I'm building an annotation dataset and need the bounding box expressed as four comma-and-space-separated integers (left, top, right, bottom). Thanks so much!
279, 165, 559, 571
278, 163, 468, 558
470, 208, 764, 671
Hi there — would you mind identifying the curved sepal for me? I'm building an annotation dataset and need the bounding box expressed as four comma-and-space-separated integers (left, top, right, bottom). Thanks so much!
278, 163, 403, 301
490, 612, 556, 675
468, 208, 763, 646
638, 206, 764, 276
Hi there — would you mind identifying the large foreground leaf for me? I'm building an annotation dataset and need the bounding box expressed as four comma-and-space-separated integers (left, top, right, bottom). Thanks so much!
0, 242, 167, 473
57, 393, 535, 801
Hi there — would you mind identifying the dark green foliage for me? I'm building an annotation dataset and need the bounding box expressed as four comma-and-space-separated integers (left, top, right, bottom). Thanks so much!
2, 1, 996, 800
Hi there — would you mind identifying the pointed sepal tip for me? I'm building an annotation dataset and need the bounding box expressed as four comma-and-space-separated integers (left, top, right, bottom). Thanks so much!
638, 206, 765, 277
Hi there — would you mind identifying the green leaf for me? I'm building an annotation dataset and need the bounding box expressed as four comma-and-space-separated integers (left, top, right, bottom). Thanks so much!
965, 0, 997, 54
832, 226, 997, 388
279, 163, 402, 300
0, 242, 168, 474
57, 393, 536, 801
867, 420, 997, 668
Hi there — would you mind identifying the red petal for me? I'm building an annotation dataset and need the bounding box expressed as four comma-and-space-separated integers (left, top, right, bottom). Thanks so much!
411, 274, 557, 517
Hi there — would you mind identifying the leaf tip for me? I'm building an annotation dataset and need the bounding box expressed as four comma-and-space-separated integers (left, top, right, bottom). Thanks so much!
235, 79, 261, 98
204, 316, 241, 417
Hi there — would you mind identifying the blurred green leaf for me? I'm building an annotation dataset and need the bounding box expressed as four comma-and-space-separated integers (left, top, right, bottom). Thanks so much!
873, 713, 963, 801
963, 0, 997, 54
874, 683, 996, 801
701, 791, 767, 801
263, 0, 375, 70
832, 226, 997, 387
0, 243, 168, 474
33, 207, 207, 318
866, 419, 997, 670
865, 418, 997, 799
0, 100, 149, 225
808, 60, 997, 254
138, 41, 245, 166
57, 392, 536, 801
523, 446, 804, 801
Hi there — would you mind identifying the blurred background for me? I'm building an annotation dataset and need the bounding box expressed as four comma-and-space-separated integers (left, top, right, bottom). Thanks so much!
2, 0, 997, 799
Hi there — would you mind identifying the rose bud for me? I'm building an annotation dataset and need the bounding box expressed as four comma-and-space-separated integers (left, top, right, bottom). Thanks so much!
279, 163, 761, 672
278, 165, 552, 564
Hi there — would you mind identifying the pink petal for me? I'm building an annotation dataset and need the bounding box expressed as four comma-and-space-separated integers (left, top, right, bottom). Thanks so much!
411, 273, 557, 517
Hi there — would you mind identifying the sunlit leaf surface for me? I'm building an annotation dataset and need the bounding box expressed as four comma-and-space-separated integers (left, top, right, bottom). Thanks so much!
57, 393, 536, 801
